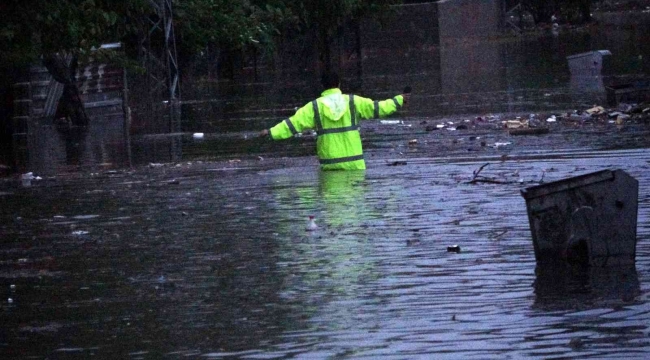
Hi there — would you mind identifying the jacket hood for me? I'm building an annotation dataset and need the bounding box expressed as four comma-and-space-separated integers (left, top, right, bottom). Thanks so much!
320, 91, 347, 122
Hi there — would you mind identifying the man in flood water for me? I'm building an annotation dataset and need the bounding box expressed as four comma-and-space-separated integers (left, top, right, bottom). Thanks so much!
260, 72, 410, 170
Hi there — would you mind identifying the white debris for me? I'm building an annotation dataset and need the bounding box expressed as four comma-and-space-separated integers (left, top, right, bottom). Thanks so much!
305, 216, 318, 231
21, 172, 34, 187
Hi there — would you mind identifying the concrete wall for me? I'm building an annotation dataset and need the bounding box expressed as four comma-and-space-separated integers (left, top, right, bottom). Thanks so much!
13, 60, 130, 174
438, 0, 503, 40
438, 0, 505, 94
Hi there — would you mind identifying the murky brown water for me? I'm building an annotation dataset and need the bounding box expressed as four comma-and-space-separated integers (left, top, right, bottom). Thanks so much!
1, 145, 649, 359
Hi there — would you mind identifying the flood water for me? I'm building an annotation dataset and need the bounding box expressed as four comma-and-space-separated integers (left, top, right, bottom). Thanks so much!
1, 147, 649, 359
3, 10, 650, 359
17, 20, 650, 174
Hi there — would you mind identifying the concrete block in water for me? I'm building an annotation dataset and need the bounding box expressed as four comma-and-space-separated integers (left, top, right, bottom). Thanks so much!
521, 169, 638, 267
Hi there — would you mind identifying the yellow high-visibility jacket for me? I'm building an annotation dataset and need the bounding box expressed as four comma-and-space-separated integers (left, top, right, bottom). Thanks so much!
269, 88, 404, 170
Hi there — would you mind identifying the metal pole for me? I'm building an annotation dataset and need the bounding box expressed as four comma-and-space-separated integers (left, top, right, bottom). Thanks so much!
162, 0, 182, 161
122, 69, 132, 168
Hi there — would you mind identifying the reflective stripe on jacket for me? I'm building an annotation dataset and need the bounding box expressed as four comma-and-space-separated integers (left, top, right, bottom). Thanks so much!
269, 88, 403, 170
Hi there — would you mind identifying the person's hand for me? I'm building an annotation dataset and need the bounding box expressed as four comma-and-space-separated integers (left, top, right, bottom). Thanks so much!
259, 129, 269, 138
402, 93, 410, 106
402, 86, 411, 106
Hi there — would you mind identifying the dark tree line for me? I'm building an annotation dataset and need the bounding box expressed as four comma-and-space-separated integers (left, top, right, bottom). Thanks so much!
517, 0, 593, 24
1, 0, 401, 127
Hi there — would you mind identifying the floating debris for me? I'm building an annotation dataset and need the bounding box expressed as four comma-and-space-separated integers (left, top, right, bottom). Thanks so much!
380, 120, 403, 125
586, 106, 606, 115
504, 120, 527, 129
21, 172, 39, 187
509, 128, 549, 136
406, 239, 421, 246
494, 142, 512, 148
568, 337, 584, 349
387, 161, 408, 166
305, 216, 318, 231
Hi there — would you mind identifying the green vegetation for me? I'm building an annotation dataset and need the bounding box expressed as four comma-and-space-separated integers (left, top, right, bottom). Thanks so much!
0, 0, 401, 126
0, 0, 149, 67
284, 0, 400, 70
0, 0, 400, 72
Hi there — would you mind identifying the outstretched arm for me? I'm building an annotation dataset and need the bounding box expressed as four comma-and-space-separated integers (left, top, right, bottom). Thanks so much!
355, 87, 409, 120
260, 103, 317, 140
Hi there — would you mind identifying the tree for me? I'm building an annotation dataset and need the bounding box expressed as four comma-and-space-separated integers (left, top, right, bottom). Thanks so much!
0, 0, 150, 126
284, 0, 401, 73
0, 0, 405, 127
174, 0, 292, 54
172, 0, 293, 81
521, 0, 593, 24
0, 0, 288, 125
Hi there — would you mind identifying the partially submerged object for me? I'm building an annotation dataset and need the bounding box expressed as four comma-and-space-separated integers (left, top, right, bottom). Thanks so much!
521, 169, 638, 267
606, 80, 650, 106
566, 50, 612, 78
305, 215, 318, 231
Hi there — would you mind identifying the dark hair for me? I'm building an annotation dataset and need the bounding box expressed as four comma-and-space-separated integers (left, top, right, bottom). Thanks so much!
320, 72, 340, 89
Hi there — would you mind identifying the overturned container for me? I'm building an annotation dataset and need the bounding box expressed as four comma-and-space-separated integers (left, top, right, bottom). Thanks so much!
566, 50, 612, 77
521, 169, 638, 267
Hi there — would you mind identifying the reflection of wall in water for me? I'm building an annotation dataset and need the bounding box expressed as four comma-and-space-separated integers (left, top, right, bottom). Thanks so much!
438, 0, 504, 95
17, 59, 129, 175
28, 117, 129, 175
